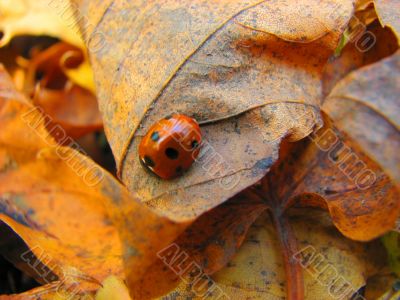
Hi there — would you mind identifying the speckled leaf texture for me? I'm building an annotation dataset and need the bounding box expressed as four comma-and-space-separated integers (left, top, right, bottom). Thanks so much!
74, 0, 355, 221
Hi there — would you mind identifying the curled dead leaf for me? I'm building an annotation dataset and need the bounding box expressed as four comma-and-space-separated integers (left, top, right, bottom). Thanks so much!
0, 65, 185, 298
323, 51, 400, 183
76, 0, 354, 222
19, 42, 102, 140
323, 19, 398, 97
33, 83, 102, 141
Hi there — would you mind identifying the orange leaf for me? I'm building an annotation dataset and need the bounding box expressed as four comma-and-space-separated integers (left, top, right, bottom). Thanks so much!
324, 51, 400, 183
163, 209, 387, 299
134, 190, 266, 298
23, 42, 102, 140
34, 83, 102, 141
76, 0, 354, 222
149, 51, 400, 297
0, 65, 184, 298
323, 20, 398, 97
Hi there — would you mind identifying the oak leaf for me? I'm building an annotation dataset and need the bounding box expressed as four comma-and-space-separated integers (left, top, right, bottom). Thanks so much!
77, 0, 354, 222
135, 51, 400, 298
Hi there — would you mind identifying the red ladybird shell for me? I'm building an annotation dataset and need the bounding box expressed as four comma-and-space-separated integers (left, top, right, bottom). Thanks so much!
138, 114, 202, 179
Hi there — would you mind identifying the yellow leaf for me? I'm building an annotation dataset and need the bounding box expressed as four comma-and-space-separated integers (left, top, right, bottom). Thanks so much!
95, 276, 132, 300
0, 0, 83, 48
61, 54, 96, 94
0, 65, 185, 298
162, 209, 386, 299
0, 0, 96, 93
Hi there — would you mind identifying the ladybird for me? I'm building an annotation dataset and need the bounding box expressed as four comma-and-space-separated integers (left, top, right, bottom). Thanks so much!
139, 114, 202, 179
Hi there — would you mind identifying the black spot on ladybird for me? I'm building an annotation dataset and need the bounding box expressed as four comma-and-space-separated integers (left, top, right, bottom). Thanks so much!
151, 131, 160, 141
165, 147, 179, 159
191, 140, 199, 149
164, 114, 172, 120
143, 155, 155, 167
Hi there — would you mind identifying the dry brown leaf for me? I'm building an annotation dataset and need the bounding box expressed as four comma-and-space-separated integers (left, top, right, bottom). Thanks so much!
356, 0, 374, 11
323, 51, 400, 183
268, 117, 399, 241
323, 19, 398, 97
76, 0, 354, 222
0, 0, 96, 93
152, 112, 397, 298
0, 284, 94, 300
0, 65, 184, 298
33, 83, 102, 141
126, 111, 400, 297
134, 189, 266, 299
1, 2, 396, 299
364, 271, 399, 299
16, 42, 103, 140
374, 0, 400, 40
162, 209, 387, 299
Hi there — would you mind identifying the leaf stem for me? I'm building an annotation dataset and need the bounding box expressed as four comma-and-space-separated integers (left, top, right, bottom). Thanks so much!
272, 212, 304, 300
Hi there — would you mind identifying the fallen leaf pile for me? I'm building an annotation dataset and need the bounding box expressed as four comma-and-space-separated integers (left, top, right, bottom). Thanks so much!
0, 0, 399, 299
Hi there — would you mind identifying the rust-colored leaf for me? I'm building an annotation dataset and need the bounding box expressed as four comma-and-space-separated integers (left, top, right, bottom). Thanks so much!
143, 70, 399, 297
24, 42, 78, 92
21, 42, 102, 140
269, 117, 399, 241
33, 83, 102, 141
77, 0, 354, 221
